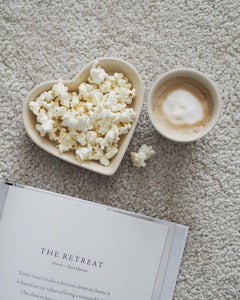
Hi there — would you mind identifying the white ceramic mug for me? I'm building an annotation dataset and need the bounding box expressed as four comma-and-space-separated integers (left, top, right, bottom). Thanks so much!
147, 69, 221, 142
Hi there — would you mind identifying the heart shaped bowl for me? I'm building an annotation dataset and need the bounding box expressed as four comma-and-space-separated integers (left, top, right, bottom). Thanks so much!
23, 57, 144, 176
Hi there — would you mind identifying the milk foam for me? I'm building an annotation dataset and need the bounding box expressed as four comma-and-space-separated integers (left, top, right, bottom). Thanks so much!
162, 89, 204, 125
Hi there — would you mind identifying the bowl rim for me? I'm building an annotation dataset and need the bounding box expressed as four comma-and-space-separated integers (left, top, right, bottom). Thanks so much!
147, 68, 221, 142
22, 57, 144, 175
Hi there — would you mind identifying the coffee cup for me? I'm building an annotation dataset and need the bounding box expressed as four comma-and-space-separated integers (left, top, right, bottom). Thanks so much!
147, 69, 221, 142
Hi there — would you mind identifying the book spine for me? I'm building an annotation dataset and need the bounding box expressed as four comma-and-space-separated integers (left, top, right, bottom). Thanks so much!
0, 181, 9, 219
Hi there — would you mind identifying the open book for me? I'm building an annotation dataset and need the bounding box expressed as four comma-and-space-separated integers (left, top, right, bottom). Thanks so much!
0, 181, 188, 300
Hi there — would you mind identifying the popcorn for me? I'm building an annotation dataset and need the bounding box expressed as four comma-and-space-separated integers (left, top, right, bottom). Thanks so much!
76, 132, 87, 146
60, 93, 72, 107
35, 94, 45, 106
62, 114, 89, 132
99, 81, 111, 93
46, 102, 59, 118
99, 156, 110, 167
105, 125, 119, 143
118, 87, 136, 104
105, 91, 123, 112
56, 106, 67, 117
96, 137, 108, 150
76, 145, 92, 162
79, 83, 94, 100
41, 119, 53, 133
89, 62, 107, 84
70, 95, 79, 108
86, 131, 97, 144
44, 91, 53, 102
29, 63, 136, 166
29, 101, 40, 115
58, 136, 74, 153
131, 145, 155, 167
105, 147, 118, 159
91, 90, 103, 105
52, 82, 68, 100
37, 109, 48, 124
76, 115, 89, 132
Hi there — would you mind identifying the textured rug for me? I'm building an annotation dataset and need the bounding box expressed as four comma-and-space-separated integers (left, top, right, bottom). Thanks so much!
0, 0, 239, 299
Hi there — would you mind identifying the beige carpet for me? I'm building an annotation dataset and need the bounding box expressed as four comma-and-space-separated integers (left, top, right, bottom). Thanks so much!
0, 0, 239, 299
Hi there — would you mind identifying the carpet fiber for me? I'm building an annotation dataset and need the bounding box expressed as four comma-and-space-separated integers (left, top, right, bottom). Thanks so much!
0, 0, 239, 299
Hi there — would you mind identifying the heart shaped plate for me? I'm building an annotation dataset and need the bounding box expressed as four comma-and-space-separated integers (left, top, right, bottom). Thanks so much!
23, 57, 144, 175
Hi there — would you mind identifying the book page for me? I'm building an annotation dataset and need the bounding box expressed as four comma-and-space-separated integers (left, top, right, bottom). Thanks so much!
0, 186, 169, 300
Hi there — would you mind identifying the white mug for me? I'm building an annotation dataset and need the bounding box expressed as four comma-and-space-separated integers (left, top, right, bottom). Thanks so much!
147, 69, 221, 142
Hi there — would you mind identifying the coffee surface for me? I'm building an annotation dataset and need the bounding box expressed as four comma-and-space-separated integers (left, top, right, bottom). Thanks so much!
153, 77, 213, 138
163, 89, 204, 125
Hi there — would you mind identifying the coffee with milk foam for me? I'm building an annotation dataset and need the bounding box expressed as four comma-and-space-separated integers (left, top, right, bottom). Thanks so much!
153, 77, 213, 139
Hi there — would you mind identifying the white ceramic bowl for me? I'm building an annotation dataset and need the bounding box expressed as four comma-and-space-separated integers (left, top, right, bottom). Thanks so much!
23, 57, 144, 175
147, 69, 221, 142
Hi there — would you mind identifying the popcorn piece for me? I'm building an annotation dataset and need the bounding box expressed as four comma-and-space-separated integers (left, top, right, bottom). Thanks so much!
35, 119, 53, 137
118, 122, 132, 135
99, 156, 110, 167
29, 101, 40, 115
76, 132, 87, 146
105, 147, 118, 159
76, 145, 92, 162
60, 93, 72, 107
116, 108, 136, 123
91, 90, 103, 105
36, 124, 46, 137
105, 91, 123, 112
70, 95, 79, 108
52, 83, 68, 100
131, 145, 155, 167
62, 114, 78, 129
47, 102, 59, 118
41, 119, 53, 133
86, 131, 97, 144
42, 91, 53, 102
89, 63, 107, 84
96, 137, 108, 150
108, 72, 124, 82
79, 83, 94, 100
118, 87, 136, 104
35, 94, 45, 106
96, 117, 112, 135
37, 109, 48, 124
56, 106, 67, 117
76, 115, 89, 132
30, 63, 136, 166
99, 81, 111, 93
58, 134, 74, 153
105, 125, 119, 143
